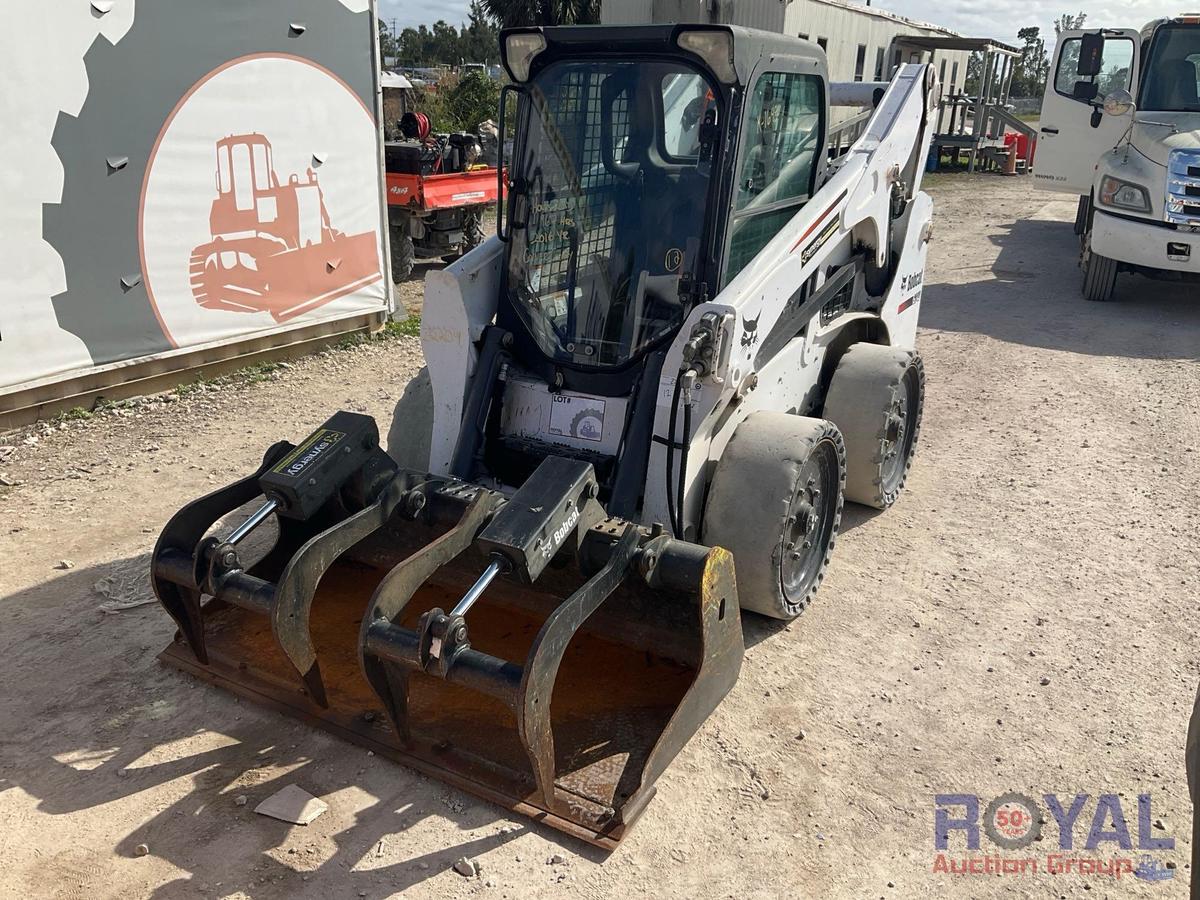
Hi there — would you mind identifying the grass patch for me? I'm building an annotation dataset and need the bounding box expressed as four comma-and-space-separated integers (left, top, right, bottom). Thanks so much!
173, 316, 421, 394
384, 315, 421, 338
336, 314, 421, 349
54, 406, 94, 423
239, 361, 284, 385
174, 374, 215, 396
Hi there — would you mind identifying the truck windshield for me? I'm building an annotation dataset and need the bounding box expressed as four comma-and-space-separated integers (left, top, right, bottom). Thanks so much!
506, 59, 719, 368
1141, 25, 1200, 112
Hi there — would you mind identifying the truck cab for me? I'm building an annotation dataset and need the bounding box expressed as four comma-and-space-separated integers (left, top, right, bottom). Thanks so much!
1035, 16, 1200, 300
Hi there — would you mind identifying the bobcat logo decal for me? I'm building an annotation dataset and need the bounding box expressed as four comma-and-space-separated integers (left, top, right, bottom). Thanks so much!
741, 312, 761, 348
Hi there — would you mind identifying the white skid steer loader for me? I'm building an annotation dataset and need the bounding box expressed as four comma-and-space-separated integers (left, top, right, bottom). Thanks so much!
397, 25, 934, 617
151, 24, 936, 846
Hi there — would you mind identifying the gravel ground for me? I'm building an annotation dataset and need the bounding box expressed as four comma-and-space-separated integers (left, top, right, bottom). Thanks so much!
1, 175, 1198, 899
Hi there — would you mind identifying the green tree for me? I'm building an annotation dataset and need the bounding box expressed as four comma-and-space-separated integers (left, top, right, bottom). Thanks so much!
393, 8, 500, 67
1054, 12, 1087, 36
462, 0, 501, 63
445, 71, 502, 130
1013, 26, 1048, 97
481, 0, 599, 29
431, 20, 462, 63
378, 19, 400, 65
412, 71, 500, 132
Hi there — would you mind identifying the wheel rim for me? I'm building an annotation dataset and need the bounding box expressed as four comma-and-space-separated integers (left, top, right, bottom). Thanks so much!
880, 366, 919, 495
780, 439, 841, 603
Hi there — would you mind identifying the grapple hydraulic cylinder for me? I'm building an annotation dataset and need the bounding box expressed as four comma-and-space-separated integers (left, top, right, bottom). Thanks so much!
151, 411, 405, 705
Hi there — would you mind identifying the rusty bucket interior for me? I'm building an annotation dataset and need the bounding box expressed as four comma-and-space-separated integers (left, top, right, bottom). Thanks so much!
160, 504, 742, 848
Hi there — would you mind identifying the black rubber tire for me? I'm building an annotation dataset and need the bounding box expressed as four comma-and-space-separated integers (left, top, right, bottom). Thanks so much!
822, 344, 925, 510
390, 231, 415, 283
460, 210, 485, 255
702, 413, 846, 620
1073, 194, 1091, 236
386, 367, 433, 471
1081, 232, 1118, 301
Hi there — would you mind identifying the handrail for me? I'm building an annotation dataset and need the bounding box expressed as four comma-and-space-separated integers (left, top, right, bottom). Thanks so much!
827, 110, 872, 160
989, 105, 1037, 140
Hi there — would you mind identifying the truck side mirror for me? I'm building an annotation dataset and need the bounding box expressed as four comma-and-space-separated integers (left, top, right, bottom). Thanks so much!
1077, 32, 1104, 77
1072, 80, 1099, 102
1103, 89, 1136, 117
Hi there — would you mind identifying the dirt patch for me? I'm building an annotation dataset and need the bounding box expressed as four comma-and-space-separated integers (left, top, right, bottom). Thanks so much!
1, 177, 1198, 898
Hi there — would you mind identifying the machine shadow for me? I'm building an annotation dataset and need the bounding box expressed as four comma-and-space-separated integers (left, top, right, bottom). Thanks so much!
920, 214, 1200, 360
0, 556, 606, 898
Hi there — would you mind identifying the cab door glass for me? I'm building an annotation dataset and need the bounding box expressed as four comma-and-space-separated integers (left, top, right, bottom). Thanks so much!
735, 72, 822, 210
662, 73, 712, 158
726, 71, 822, 284
1054, 36, 1134, 99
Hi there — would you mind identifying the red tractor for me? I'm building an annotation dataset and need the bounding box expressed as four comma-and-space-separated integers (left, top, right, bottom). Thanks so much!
190, 133, 381, 322
384, 112, 500, 281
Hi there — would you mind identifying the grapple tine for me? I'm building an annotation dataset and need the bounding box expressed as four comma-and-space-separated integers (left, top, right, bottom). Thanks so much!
271, 474, 412, 707
300, 663, 329, 708
359, 489, 500, 742
151, 441, 293, 662
516, 524, 641, 810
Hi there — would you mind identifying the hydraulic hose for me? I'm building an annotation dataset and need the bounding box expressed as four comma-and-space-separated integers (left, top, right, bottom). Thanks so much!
665, 375, 683, 538
677, 396, 692, 541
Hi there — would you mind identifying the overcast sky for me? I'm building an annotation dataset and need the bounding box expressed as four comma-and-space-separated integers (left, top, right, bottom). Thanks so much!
375, 0, 1182, 47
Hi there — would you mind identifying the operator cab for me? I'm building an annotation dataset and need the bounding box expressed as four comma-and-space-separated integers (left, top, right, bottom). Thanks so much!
496, 26, 827, 373
485, 26, 828, 508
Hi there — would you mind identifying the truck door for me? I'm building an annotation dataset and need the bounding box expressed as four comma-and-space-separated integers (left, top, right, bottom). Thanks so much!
1035, 29, 1140, 195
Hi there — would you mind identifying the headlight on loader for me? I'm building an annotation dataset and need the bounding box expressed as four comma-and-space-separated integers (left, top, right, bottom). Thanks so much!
503, 31, 546, 82
1099, 175, 1151, 213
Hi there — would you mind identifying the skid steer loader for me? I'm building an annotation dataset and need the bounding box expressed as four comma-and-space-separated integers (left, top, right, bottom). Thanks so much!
151, 24, 936, 846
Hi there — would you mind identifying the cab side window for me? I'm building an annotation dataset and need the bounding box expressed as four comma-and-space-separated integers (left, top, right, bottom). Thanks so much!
726, 71, 823, 283
1054, 36, 1135, 100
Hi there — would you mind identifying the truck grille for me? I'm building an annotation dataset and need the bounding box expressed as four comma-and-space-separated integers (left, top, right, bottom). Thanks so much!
1167, 149, 1200, 226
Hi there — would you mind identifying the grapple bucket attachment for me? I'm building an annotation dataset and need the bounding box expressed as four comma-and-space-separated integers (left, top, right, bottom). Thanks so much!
152, 415, 744, 846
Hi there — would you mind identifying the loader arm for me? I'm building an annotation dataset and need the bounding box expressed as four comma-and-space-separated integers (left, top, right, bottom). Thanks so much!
642, 63, 938, 533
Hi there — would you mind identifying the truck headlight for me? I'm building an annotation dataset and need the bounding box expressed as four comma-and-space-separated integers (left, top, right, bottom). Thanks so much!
1098, 175, 1151, 213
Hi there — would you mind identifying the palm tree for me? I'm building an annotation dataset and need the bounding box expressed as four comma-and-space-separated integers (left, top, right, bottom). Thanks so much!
481, 0, 599, 29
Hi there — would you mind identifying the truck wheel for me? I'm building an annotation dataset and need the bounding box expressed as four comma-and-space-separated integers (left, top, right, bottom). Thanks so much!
822, 344, 924, 509
1080, 233, 1118, 301
390, 231, 415, 282
703, 413, 845, 620
460, 211, 485, 254
386, 367, 433, 471
1073, 195, 1091, 236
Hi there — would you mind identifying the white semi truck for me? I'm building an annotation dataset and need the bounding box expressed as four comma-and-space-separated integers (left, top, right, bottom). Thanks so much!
1034, 16, 1200, 300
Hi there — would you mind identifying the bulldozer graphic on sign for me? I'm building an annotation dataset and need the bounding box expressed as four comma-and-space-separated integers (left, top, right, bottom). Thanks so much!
190, 133, 380, 322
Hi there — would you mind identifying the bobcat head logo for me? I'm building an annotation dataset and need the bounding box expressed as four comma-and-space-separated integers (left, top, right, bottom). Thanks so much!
740, 312, 760, 348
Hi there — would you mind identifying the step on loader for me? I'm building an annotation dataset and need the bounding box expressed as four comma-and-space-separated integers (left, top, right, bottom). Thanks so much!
152, 24, 938, 846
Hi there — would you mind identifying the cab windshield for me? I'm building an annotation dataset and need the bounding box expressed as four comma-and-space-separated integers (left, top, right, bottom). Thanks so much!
1140, 25, 1200, 112
507, 59, 719, 368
